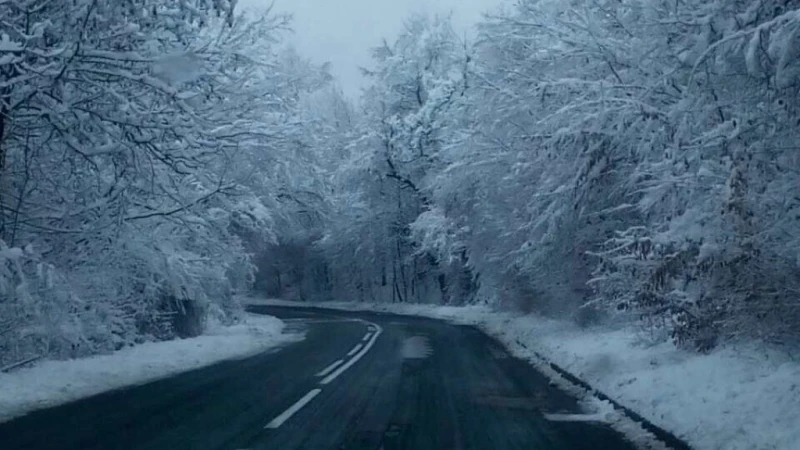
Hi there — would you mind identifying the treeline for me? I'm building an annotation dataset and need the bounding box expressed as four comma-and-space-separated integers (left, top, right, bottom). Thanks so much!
271, 0, 800, 352
3, 0, 800, 367
0, 1, 336, 365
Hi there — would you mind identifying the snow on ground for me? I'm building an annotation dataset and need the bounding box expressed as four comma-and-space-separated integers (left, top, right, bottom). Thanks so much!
246, 297, 800, 450
0, 313, 301, 423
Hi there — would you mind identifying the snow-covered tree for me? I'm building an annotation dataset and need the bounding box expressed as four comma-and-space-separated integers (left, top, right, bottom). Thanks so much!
316, 15, 477, 305
319, 1, 800, 350
0, 1, 333, 364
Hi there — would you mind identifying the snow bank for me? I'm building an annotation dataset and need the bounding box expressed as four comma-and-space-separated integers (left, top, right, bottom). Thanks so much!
0, 314, 301, 423
247, 298, 800, 450
483, 316, 800, 450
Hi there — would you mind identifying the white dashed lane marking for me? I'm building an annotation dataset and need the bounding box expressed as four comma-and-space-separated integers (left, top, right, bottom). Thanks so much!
320, 323, 383, 385
346, 343, 364, 356
264, 389, 322, 429
315, 359, 344, 377
265, 319, 383, 429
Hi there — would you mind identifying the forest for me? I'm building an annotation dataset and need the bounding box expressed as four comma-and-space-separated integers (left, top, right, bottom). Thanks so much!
2, 0, 800, 368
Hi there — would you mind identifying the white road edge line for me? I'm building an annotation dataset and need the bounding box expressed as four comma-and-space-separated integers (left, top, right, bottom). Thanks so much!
346, 343, 364, 356
320, 322, 383, 385
264, 389, 322, 429
315, 359, 344, 377
361, 332, 371, 342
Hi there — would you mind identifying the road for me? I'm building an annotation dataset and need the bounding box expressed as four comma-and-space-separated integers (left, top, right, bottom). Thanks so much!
0, 306, 645, 450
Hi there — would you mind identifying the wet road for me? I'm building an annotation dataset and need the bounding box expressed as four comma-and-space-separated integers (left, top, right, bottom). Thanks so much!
0, 305, 644, 450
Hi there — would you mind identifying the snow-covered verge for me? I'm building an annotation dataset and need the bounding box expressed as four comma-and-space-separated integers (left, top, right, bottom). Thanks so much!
248, 298, 800, 450
0, 314, 301, 423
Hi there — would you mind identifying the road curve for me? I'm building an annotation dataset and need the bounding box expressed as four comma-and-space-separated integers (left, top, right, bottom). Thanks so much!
0, 305, 642, 450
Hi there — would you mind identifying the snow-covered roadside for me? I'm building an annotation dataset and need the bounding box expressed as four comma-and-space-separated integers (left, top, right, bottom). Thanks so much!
0, 314, 301, 423
248, 298, 800, 450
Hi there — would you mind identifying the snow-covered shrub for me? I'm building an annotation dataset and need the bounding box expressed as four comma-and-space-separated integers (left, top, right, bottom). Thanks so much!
0, 242, 114, 365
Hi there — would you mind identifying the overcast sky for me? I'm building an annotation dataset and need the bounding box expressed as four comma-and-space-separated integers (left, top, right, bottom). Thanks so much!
239, 0, 507, 98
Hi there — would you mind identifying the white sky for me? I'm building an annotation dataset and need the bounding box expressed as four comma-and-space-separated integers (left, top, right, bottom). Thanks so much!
239, 0, 507, 98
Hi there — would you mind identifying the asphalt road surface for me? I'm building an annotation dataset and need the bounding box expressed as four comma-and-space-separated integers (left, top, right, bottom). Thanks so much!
0, 305, 646, 450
